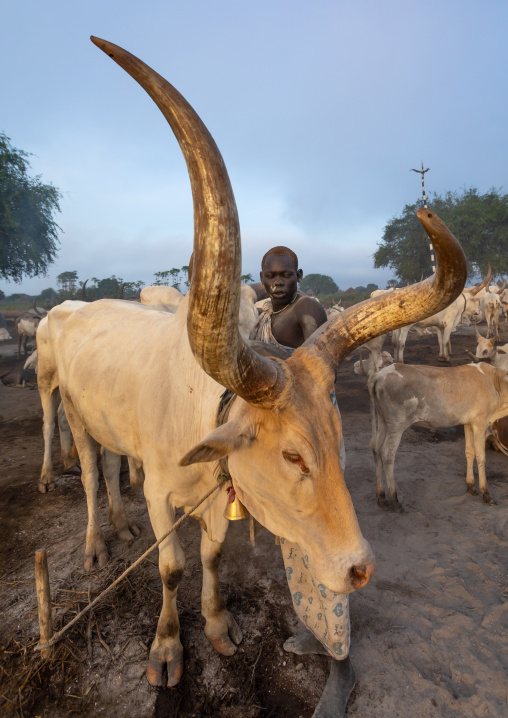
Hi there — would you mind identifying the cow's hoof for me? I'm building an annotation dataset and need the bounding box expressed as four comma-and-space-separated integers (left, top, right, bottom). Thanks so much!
482, 493, 496, 505
146, 650, 183, 688
377, 495, 388, 509
117, 524, 140, 541
84, 549, 109, 572
466, 484, 477, 496
207, 612, 243, 656
38, 481, 55, 494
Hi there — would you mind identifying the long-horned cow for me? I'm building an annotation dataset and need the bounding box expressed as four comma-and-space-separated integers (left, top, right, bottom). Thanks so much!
41, 37, 466, 687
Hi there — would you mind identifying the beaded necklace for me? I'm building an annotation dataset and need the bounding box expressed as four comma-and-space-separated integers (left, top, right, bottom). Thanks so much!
271, 292, 299, 315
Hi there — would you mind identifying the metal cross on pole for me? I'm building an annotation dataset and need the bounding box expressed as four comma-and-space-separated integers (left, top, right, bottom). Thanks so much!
410, 162, 435, 272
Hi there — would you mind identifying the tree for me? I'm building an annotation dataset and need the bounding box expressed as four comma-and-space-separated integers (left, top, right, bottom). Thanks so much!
169, 268, 181, 290
374, 188, 508, 282
0, 133, 61, 282
39, 287, 58, 306
300, 273, 339, 296
57, 270, 78, 294
241, 273, 254, 283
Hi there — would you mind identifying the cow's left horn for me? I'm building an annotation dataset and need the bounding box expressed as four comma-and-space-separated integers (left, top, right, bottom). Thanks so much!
299, 209, 467, 371
91, 37, 292, 409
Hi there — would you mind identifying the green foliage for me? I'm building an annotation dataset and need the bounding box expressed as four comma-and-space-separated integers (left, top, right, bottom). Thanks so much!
57, 270, 78, 294
39, 287, 58, 307
300, 273, 339, 296
241, 273, 254, 283
0, 133, 61, 282
374, 188, 508, 282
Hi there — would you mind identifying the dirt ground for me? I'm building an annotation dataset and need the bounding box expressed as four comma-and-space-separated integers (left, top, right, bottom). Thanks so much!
0, 325, 507, 718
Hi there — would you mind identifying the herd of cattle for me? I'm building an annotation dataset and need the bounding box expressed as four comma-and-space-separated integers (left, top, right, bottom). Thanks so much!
0, 36, 505, 698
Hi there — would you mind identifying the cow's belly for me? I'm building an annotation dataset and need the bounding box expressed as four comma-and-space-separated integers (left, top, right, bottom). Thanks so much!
18, 319, 37, 335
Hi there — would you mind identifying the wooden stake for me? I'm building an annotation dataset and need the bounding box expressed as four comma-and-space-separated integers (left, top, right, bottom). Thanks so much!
35, 549, 53, 659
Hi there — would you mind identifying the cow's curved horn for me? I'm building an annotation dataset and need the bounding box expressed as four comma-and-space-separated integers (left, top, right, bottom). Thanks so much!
499, 277, 507, 293
474, 322, 481, 340
81, 279, 89, 301
468, 265, 491, 296
92, 37, 291, 408
32, 300, 44, 317
298, 209, 467, 371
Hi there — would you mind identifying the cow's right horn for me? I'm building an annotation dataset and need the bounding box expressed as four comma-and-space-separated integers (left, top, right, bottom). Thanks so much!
300, 209, 467, 373
91, 38, 292, 409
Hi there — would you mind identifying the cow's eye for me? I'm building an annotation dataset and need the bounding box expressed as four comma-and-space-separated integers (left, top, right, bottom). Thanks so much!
283, 451, 309, 474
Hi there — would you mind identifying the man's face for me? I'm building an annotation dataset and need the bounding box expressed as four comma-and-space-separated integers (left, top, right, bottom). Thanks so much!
260, 255, 302, 305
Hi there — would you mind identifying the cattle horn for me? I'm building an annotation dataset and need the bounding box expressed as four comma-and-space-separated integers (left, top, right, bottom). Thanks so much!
81, 279, 89, 301
499, 277, 507, 293
92, 37, 291, 409
32, 300, 44, 317
468, 265, 491, 296
300, 209, 467, 371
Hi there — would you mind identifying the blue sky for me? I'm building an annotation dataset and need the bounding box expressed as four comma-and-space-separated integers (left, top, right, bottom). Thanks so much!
2, 0, 507, 295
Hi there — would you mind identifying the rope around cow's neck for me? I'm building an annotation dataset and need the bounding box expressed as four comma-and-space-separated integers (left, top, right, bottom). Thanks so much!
35, 478, 227, 652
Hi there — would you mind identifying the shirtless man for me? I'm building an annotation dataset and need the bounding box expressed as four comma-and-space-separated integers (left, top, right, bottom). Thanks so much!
250, 246, 355, 718
250, 246, 328, 347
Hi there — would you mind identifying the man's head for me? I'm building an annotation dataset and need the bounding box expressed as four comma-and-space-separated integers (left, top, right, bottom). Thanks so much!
260, 246, 303, 306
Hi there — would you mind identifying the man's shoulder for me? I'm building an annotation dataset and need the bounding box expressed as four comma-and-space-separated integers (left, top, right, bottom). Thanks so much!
295, 294, 326, 313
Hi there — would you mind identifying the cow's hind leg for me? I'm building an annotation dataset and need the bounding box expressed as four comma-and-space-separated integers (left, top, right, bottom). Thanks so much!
57, 402, 80, 474
101, 449, 140, 541
200, 527, 242, 655
144, 485, 185, 688
61, 398, 108, 570
39, 387, 59, 493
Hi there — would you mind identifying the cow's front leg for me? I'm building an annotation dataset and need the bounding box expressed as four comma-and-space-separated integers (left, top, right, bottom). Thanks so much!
372, 414, 388, 508
464, 425, 477, 495
144, 490, 185, 687
101, 449, 140, 540
200, 527, 242, 655
472, 424, 495, 504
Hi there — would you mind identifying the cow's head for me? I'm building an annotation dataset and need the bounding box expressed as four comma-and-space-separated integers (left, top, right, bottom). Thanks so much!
474, 323, 498, 360
92, 37, 467, 595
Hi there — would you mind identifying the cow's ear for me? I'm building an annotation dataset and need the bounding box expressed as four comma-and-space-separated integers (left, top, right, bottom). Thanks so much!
179, 421, 252, 466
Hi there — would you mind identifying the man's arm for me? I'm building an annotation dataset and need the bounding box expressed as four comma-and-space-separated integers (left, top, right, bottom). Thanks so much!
295, 296, 328, 340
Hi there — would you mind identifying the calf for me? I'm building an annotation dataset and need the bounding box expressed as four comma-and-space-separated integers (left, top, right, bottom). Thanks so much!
369, 362, 508, 510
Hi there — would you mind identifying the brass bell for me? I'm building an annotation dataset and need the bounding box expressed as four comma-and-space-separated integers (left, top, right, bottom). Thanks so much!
224, 493, 249, 521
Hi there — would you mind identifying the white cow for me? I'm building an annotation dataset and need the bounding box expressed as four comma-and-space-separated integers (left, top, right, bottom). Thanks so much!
0, 312, 11, 341
479, 286, 501, 338
369, 362, 508, 510
42, 37, 466, 689
140, 285, 185, 312
326, 302, 344, 318
15, 306, 47, 357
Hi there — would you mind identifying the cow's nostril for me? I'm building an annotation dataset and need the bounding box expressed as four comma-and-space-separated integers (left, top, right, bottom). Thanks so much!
350, 563, 375, 589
